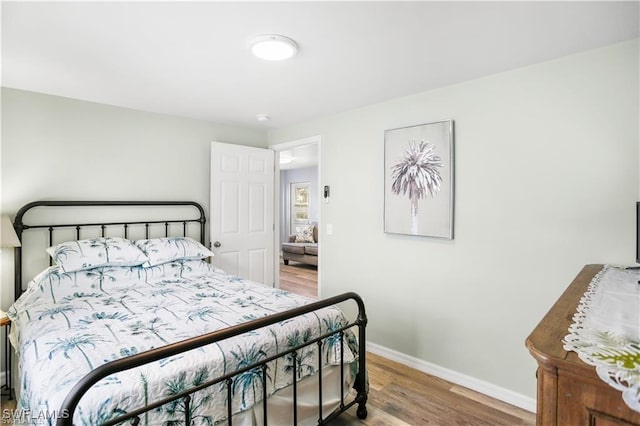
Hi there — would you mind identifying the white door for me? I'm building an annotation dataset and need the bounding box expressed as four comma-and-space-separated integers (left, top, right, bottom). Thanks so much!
210, 142, 274, 285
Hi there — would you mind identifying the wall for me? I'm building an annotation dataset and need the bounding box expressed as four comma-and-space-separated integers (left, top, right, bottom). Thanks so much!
0, 88, 268, 310
269, 39, 639, 403
279, 166, 319, 245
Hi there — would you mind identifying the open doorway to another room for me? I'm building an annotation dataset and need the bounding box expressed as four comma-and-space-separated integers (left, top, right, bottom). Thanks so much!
275, 141, 319, 299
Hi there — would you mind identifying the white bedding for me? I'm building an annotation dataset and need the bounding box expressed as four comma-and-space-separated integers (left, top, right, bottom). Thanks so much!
8, 259, 358, 425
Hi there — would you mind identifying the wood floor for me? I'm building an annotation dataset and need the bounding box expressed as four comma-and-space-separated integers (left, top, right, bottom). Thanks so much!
335, 352, 535, 425
278, 260, 318, 299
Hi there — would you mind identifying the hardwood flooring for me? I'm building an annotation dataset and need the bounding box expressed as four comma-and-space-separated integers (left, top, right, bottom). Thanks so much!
335, 352, 535, 425
278, 260, 318, 299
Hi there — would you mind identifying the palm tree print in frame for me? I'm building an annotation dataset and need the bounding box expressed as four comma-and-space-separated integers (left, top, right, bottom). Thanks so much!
384, 120, 454, 238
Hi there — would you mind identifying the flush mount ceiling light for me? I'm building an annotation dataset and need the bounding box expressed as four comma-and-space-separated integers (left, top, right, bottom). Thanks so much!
256, 113, 270, 122
250, 34, 298, 61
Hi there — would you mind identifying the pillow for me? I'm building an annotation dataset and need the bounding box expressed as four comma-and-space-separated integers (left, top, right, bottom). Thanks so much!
46, 237, 149, 273
134, 236, 214, 267
294, 225, 315, 243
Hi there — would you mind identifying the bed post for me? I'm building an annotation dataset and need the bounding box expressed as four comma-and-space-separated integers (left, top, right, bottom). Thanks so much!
355, 296, 368, 419
13, 244, 21, 301
13, 205, 27, 300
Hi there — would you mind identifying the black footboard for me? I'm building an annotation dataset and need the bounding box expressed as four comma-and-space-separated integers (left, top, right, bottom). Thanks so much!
56, 292, 368, 426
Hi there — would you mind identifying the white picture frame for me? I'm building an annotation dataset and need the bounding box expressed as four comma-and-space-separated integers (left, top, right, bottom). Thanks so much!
384, 120, 454, 239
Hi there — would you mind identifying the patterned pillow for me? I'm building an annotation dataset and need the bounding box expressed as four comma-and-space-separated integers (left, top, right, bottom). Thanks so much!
135, 236, 214, 267
294, 225, 315, 243
46, 237, 149, 273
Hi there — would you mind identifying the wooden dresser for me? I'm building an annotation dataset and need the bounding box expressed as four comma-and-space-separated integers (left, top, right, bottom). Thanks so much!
526, 264, 640, 426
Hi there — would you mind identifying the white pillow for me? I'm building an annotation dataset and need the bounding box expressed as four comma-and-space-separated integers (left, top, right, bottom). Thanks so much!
294, 225, 315, 243
47, 237, 149, 273
135, 237, 214, 267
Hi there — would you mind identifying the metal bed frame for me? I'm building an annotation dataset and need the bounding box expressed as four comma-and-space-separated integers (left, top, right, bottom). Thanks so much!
11, 200, 368, 426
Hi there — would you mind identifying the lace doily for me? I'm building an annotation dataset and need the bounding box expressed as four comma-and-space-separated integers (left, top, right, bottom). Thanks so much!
563, 265, 640, 412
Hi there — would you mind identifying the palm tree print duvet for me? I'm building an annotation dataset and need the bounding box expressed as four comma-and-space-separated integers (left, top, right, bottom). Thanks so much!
8, 260, 358, 425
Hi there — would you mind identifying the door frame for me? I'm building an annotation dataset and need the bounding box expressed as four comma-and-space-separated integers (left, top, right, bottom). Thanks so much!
269, 135, 322, 296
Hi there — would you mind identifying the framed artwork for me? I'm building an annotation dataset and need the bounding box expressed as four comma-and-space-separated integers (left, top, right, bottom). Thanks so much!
384, 120, 454, 239
290, 182, 310, 235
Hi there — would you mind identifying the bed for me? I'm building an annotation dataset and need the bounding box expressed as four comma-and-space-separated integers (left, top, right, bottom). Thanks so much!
7, 201, 368, 426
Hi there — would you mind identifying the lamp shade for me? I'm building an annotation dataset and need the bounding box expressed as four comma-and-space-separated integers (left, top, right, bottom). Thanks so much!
1, 215, 21, 247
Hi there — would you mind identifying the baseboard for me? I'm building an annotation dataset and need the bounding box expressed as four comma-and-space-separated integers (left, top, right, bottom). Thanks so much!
367, 341, 537, 413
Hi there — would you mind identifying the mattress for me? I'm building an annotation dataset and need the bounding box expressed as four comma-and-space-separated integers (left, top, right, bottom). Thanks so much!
8, 259, 358, 425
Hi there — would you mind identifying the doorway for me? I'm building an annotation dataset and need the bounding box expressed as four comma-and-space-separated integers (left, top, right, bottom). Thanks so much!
270, 136, 320, 299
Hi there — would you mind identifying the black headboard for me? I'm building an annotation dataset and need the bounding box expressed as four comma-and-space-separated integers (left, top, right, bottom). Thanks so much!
13, 201, 206, 300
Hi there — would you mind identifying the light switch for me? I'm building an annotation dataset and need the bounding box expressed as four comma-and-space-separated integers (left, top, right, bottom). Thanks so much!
326, 224, 333, 235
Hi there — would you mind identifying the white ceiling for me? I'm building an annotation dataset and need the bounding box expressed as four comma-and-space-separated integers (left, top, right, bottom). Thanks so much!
2, 2, 638, 129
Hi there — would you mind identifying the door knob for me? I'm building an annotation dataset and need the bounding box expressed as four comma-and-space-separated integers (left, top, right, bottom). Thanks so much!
213, 241, 222, 248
